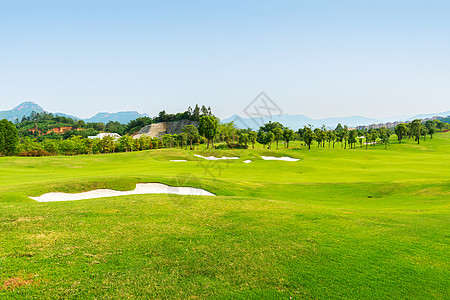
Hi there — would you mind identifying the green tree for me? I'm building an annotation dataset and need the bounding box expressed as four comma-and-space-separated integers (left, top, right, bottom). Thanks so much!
249, 131, 258, 149
100, 136, 116, 153
283, 128, 295, 148
118, 135, 133, 152
379, 127, 390, 149
326, 130, 336, 147
183, 125, 199, 150
314, 128, 325, 147
0, 119, 19, 156
272, 127, 283, 149
198, 116, 219, 148
394, 123, 408, 143
302, 126, 315, 150
238, 133, 249, 146
410, 119, 422, 144
265, 131, 275, 149
348, 130, 358, 149
257, 130, 267, 148
425, 120, 436, 139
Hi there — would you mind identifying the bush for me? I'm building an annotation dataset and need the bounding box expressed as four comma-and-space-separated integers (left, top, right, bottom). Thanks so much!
215, 143, 248, 149
19, 150, 53, 157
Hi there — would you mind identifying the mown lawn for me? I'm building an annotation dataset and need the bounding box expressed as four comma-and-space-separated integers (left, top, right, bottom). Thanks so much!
1, 133, 449, 299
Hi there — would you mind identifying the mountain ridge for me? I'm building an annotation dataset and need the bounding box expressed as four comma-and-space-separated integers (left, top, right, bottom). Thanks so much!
0, 102, 149, 124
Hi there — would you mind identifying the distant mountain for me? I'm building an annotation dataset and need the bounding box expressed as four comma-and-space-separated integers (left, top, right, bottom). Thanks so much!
222, 114, 381, 130
0, 102, 149, 124
222, 109, 450, 130
409, 111, 450, 120
84, 111, 149, 124
0, 102, 45, 121
54, 112, 81, 120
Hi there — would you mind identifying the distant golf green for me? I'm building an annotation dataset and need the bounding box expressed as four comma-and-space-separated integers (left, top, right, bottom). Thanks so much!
1, 133, 449, 299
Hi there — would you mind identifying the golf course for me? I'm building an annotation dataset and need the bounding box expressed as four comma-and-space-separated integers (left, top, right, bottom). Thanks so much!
1, 133, 449, 299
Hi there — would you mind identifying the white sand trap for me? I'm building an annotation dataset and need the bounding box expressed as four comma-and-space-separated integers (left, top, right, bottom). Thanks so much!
170, 160, 188, 162
243, 160, 252, 163
261, 156, 300, 162
29, 183, 215, 202
194, 154, 239, 160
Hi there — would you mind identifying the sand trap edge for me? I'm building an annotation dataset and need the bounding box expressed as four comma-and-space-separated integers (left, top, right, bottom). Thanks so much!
29, 183, 215, 202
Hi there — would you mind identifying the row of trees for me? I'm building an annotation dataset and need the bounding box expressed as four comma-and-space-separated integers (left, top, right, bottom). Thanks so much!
0, 120, 19, 156
3, 114, 449, 157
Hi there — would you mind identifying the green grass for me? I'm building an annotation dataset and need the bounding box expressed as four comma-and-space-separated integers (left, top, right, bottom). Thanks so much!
1, 134, 449, 299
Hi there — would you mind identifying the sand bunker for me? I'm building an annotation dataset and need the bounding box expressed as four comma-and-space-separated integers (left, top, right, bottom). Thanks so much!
170, 160, 188, 162
29, 183, 215, 202
243, 160, 252, 163
194, 154, 239, 160
261, 156, 299, 162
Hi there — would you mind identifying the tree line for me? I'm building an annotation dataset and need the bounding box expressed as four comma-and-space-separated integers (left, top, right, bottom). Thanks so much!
1, 112, 448, 157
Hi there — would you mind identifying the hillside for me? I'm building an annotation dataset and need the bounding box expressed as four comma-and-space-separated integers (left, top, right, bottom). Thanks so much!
0, 102, 45, 121
0, 102, 149, 124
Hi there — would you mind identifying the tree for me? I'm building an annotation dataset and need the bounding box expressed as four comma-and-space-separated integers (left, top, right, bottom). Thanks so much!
379, 127, 390, 149
162, 134, 175, 148
260, 121, 284, 133
118, 135, 133, 152
364, 130, 370, 149
314, 128, 325, 147
239, 133, 249, 146
283, 128, 295, 148
370, 130, 378, 147
302, 126, 315, 150
0, 119, 19, 156
348, 130, 357, 149
266, 131, 275, 149
249, 131, 258, 149
100, 136, 116, 153
410, 119, 422, 144
182, 125, 199, 150
326, 130, 336, 147
335, 123, 344, 132
425, 120, 436, 139
193, 104, 200, 121
395, 123, 408, 143
272, 127, 283, 149
198, 116, 219, 148
257, 130, 267, 148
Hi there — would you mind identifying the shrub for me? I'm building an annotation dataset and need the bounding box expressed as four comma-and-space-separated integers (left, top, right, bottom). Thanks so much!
19, 150, 53, 157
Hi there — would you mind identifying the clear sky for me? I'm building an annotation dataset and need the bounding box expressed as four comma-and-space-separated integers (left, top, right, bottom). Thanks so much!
1, 0, 449, 119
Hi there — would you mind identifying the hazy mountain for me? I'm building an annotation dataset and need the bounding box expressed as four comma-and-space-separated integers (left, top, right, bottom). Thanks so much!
0, 102, 45, 121
221, 114, 381, 130
409, 111, 450, 120
84, 111, 150, 124
0, 102, 149, 124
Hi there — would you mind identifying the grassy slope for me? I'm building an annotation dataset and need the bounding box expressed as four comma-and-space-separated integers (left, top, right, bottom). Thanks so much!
0, 134, 449, 299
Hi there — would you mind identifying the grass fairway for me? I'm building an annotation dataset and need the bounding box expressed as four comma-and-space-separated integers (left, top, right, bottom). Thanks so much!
1, 133, 449, 299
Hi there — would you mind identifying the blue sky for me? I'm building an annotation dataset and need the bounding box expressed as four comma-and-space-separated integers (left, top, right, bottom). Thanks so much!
1, 0, 449, 119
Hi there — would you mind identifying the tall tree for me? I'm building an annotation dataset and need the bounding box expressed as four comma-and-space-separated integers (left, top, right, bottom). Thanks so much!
249, 131, 258, 149
257, 130, 267, 149
302, 126, 315, 150
182, 125, 199, 150
425, 120, 436, 139
266, 131, 275, 149
272, 127, 283, 149
283, 128, 295, 148
410, 119, 422, 144
0, 119, 19, 156
395, 123, 408, 143
379, 127, 390, 149
198, 116, 219, 148
348, 130, 358, 149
